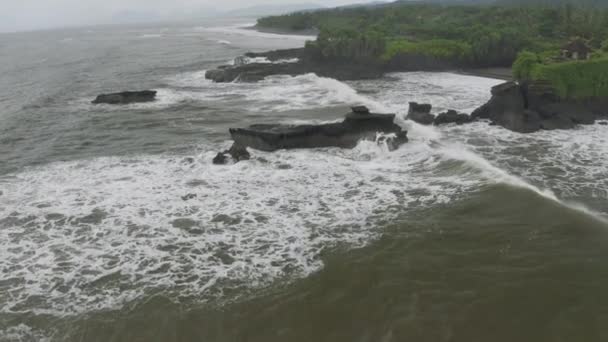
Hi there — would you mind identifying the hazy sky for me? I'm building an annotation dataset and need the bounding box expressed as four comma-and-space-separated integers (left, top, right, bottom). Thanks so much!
1, 0, 370, 33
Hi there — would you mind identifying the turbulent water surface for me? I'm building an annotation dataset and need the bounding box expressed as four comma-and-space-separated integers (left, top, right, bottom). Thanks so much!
1, 19, 608, 342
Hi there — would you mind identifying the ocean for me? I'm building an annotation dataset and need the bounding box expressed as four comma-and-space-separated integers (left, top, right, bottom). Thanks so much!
1, 18, 608, 342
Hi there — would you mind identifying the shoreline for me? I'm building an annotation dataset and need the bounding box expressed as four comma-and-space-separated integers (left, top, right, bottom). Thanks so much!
246, 25, 511, 81
246, 25, 319, 37
455, 67, 513, 81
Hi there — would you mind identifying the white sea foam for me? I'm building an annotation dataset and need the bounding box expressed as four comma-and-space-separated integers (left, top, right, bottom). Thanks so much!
200, 24, 315, 41
161, 72, 388, 113
355, 72, 608, 218
0, 139, 482, 316
236, 57, 300, 64
440, 121, 608, 216
0, 324, 50, 342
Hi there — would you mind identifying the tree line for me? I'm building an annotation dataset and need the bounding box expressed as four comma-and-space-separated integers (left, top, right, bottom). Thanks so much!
257, 2, 608, 67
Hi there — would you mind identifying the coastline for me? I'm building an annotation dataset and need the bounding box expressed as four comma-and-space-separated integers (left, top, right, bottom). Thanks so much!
247, 24, 511, 81
247, 25, 319, 37
454, 67, 513, 81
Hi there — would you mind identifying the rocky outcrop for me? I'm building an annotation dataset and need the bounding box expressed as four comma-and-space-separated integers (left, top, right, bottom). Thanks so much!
228, 106, 407, 153
92, 90, 157, 105
206, 45, 503, 84
407, 102, 435, 125
472, 81, 607, 133
205, 59, 384, 83
433, 110, 473, 126
206, 48, 386, 83
205, 63, 303, 83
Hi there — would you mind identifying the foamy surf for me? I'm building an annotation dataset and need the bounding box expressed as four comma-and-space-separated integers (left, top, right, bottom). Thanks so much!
0, 139, 485, 317
200, 24, 315, 41
160, 72, 389, 113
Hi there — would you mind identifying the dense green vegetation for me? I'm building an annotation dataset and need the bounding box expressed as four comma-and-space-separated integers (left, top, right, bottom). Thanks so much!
258, 1, 608, 99
513, 51, 608, 99
382, 39, 472, 63
258, 2, 608, 67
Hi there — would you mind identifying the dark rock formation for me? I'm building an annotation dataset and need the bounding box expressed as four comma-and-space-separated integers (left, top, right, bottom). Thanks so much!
407, 102, 435, 125
352, 105, 371, 114
228, 106, 407, 153
227, 143, 251, 162
92, 90, 157, 105
205, 48, 384, 83
206, 46, 497, 84
206, 60, 384, 83
213, 153, 228, 165
599, 121, 608, 126
379, 132, 410, 151
212, 143, 251, 165
434, 110, 474, 126
472, 81, 607, 133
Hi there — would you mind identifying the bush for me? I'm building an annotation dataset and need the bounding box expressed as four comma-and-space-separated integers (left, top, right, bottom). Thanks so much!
382, 39, 472, 64
531, 58, 608, 99
513, 51, 541, 80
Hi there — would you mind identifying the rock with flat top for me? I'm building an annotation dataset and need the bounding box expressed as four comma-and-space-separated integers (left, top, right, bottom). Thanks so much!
407, 102, 435, 125
434, 110, 473, 126
92, 90, 157, 105
228, 108, 407, 152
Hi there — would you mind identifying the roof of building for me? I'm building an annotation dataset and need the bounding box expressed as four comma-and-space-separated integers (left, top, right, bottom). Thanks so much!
562, 38, 592, 54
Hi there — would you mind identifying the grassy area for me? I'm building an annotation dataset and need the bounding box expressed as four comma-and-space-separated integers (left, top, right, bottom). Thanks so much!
515, 51, 608, 99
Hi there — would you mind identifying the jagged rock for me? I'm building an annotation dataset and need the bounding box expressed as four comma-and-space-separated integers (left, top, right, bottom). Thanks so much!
407, 102, 435, 125
212, 143, 251, 165
227, 143, 251, 162
472, 82, 545, 133
229, 107, 407, 152
92, 90, 156, 105
434, 110, 473, 126
472, 82, 526, 121
379, 132, 410, 151
472, 81, 606, 133
213, 153, 228, 165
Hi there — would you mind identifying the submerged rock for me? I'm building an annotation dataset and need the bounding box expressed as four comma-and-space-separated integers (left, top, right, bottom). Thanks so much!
92, 90, 157, 105
407, 102, 435, 125
181, 194, 197, 201
228, 106, 407, 152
